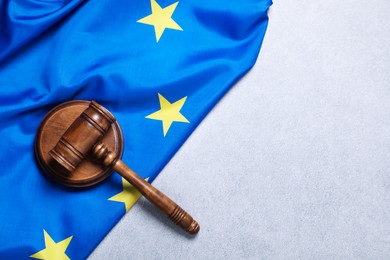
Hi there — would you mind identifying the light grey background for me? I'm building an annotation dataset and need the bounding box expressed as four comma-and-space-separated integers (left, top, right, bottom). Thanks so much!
90, 0, 390, 259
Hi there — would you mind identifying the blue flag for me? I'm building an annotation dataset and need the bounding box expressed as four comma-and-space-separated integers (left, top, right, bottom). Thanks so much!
0, 0, 271, 258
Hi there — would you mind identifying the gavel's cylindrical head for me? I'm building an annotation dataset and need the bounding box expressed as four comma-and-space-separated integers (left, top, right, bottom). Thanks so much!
49, 101, 115, 173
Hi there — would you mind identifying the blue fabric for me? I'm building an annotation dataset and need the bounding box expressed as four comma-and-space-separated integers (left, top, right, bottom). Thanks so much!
0, 0, 271, 258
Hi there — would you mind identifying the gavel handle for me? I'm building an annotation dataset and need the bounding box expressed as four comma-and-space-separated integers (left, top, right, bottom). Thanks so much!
93, 143, 200, 235
114, 161, 200, 234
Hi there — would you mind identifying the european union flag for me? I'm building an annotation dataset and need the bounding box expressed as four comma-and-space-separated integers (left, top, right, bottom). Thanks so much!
0, 0, 271, 258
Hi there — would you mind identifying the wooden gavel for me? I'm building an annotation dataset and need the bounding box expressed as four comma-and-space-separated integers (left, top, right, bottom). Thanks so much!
35, 101, 199, 234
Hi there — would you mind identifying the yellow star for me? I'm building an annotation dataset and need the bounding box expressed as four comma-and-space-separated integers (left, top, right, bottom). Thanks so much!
137, 0, 183, 42
146, 93, 189, 136
30, 230, 73, 260
109, 177, 149, 212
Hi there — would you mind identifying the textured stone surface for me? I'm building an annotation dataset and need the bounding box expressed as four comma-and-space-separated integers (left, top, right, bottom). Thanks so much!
90, 0, 390, 259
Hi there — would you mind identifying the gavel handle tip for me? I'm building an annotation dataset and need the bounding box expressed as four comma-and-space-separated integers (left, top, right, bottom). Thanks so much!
187, 220, 200, 235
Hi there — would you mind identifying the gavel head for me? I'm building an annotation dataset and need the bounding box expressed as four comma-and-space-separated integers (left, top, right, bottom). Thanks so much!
49, 101, 115, 174
35, 101, 124, 187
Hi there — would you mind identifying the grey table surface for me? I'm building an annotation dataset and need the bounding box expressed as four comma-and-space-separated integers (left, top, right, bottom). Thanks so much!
89, 0, 390, 259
